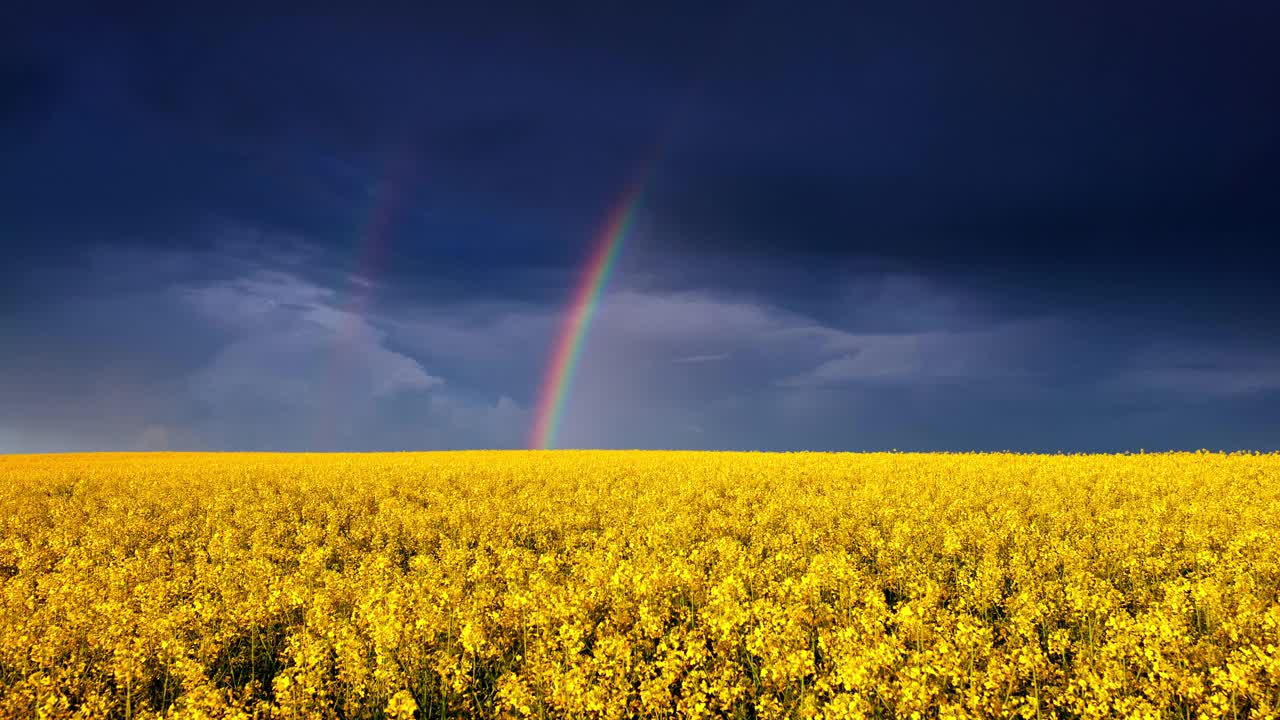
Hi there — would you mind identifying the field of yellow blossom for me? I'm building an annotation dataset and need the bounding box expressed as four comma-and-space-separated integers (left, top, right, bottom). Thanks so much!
1, 450, 1278, 719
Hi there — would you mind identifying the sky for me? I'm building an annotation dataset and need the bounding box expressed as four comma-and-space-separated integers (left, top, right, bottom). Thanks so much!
2, 2, 1278, 453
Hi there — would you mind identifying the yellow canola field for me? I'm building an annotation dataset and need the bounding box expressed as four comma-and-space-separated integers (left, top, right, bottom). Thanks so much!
1, 451, 1279, 719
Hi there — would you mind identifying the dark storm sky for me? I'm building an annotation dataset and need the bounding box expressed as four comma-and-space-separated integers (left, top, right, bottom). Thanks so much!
3, 2, 1278, 452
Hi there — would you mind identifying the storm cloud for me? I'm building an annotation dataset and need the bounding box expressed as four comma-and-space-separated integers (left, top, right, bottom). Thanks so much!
2, 1, 1277, 452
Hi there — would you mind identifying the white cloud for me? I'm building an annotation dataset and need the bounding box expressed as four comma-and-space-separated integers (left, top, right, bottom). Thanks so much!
183, 270, 338, 332
185, 269, 441, 410
10, 227, 1274, 453
428, 393, 525, 435
777, 332, 971, 387
673, 353, 730, 364
385, 303, 555, 371
171, 264, 456, 450
834, 272, 993, 331
777, 319, 1064, 388
599, 290, 781, 339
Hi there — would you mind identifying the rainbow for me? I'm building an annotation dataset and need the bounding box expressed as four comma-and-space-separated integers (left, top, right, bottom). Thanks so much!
317, 155, 412, 450
529, 182, 646, 449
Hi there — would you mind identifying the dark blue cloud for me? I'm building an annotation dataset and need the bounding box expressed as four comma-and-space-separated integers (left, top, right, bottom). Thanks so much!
2, 1, 1278, 452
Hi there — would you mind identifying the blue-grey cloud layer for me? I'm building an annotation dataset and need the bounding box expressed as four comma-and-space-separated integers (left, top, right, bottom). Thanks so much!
2, 2, 1277, 452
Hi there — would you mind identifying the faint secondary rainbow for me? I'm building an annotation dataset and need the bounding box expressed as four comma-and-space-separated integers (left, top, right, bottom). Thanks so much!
317, 153, 412, 451
530, 181, 646, 449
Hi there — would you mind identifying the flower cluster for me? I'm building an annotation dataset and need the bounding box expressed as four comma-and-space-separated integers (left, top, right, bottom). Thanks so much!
1, 450, 1277, 718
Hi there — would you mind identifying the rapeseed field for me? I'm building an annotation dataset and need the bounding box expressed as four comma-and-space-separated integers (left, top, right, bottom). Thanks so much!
1, 451, 1278, 719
